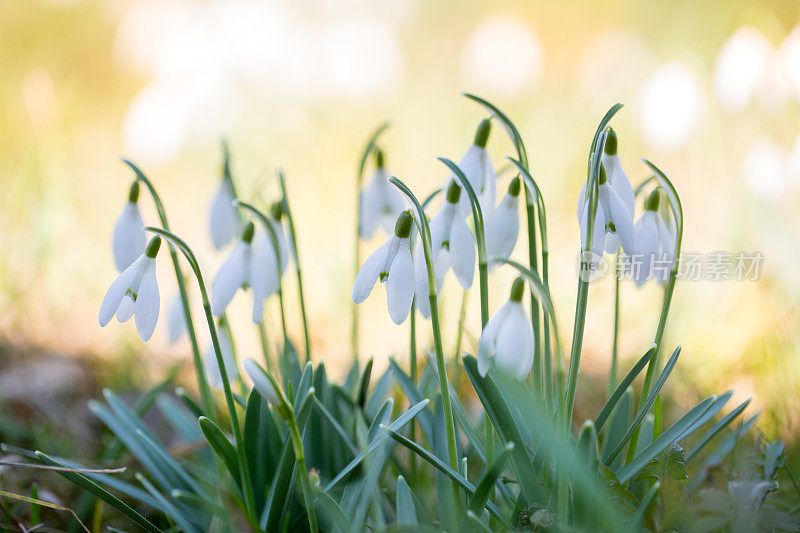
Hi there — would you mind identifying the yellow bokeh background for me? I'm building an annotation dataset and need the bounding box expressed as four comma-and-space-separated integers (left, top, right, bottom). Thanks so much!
1, 0, 799, 439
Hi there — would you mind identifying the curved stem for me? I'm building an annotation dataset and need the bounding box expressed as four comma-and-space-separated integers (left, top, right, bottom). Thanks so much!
409, 298, 419, 490
389, 176, 461, 512
609, 253, 621, 397
352, 123, 390, 364
438, 157, 489, 327
144, 226, 256, 519
122, 160, 214, 418
277, 170, 311, 363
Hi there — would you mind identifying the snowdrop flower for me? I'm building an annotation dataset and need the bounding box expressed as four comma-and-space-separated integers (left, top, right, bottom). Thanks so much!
449, 119, 497, 217
630, 189, 676, 286
244, 358, 291, 419
477, 277, 534, 380
204, 318, 239, 389
359, 148, 406, 239
485, 176, 521, 263
112, 181, 146, 271
578, 130, 636, 253
167, 292, 187, 344
266, 202, 291, 276
579, 165, 636, 256
99, 236, 162, 342
414, 181, 476, 317
353, 210, 415, 325
209, 172, 241, 250
210, 222, 270, 323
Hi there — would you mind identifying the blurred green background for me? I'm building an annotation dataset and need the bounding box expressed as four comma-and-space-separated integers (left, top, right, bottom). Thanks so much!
1, 0, 799, 441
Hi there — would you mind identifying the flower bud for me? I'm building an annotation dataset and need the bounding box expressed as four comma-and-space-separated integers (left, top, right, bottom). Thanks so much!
393, 210, 413, 239
128, 180, 140, 203
473, 118, 492, 148
445, 180, 462, 204
509, 277, 525, 302
145, 236, 161, 258
241, 221, 255, 243
645, 189, 660, 212
604, 128, 618, 156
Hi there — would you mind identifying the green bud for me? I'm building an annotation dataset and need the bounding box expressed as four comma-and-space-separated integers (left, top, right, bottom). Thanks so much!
309, 468, 320, 488
604, 128, 618, 156
509, 277, 525, 302
394, 210, 413, 239
145, 236, 161, 258
508, 176, 521, 197
374, 147, 385, 169
269, 201, 283, 221
645, 189, 660, 211
445, 180, 462, 203
128, 181, 140, 203
241, 221, 255, 243
473, 118, 492, 148
598, 164, 607, 185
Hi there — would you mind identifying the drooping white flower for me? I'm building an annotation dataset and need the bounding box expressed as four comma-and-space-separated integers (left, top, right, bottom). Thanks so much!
359, 148, 406, 239
477, 277, 534, 380
204, 319, 239, 389
630, 189, 676, 287
485, 176, 521, 263
578, 164, 636, 256
449, 119, 497, 217
112, 181, 146, 272
414, 181, 476, 317
99, 236, 161, 342
266, 202, 291, 275
243, 358, 282, 406
209, 176, 241, 250
353, 210, 415, 325
210, 222, 270, 323
167, 292, 187, 344
578, 130, 636, 253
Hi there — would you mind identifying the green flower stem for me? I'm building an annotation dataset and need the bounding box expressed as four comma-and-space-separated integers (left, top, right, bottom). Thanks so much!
352, 123, 390, 363
438, 157, 488, 327
390, 176, 462, 512
409, 297, 419, 490
287, 410, 319, 533
220, 314, 248, 396
627, 159, 684, 459
453, 289, 469, 364
508, 158, 552, 410
233, 200, 290, 350
609, 253, 621, 397
277, 170, 311, 363
565, 129, 607, 429
122, 160, 214, 419
143, 227, 256, 520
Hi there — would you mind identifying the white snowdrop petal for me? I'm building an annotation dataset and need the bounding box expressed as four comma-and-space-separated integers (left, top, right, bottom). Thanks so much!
99, 256, 142, 326
352, 237, 394, 304
270, 219, 291, 273
577, 182, 587, 221
449, 217, 476, 289
604, 233, 620, 254
167, 294, 186, 344
359, 188, 379, 239
210, 180, 240, 250
386, 239, 414, 325
633, 213, 660, 287
244, 358, 280, 404
477, 301, 512, 376
413, 245, 432, 318
112, 203, 146, 272
579, 201, 606, 256
602, 153, 635, 216
485, 195, 519, 260
204, 344, 223, 388
134, 265, 160, 342
601, 184, 636, 255
116, 295, 136, 323
211, 242, 248, 315
493, 303, 533, 380
479, 150, 498, 214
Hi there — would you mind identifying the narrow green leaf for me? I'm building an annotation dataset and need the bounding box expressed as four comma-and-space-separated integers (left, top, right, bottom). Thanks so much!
595, 346, 657, 432
314, 488, 351, 532
198, 417, 240, 485
686, 399, 750, 463
624, 481, 660, 533
676, 391, 732, 441
357, 357, 374, 409
602, 388, 633, 469
34, 452, 162, 533
324, 399, 429, 491
396, 476, 418, 526
616, 395, 716, 483
467, 442, 513, 515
